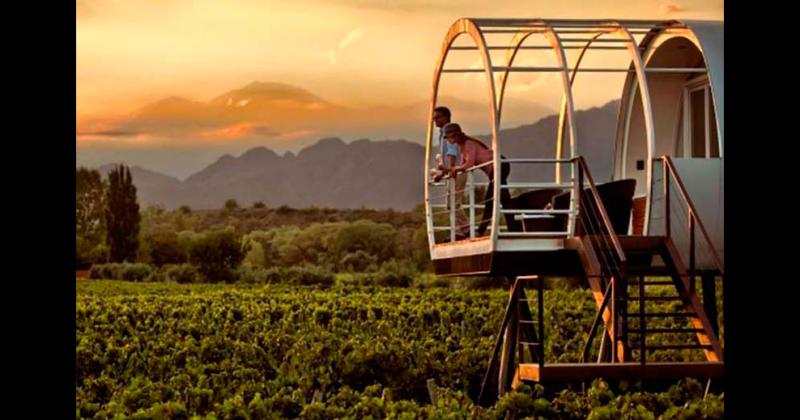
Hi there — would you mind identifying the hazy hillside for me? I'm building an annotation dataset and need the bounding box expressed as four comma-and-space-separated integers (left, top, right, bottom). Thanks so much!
90, 100, 620, 210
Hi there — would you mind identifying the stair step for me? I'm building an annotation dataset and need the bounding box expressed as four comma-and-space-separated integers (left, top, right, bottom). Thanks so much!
618, 236, 666, 251
623, 312, 697, 318
629, 344, 714, 351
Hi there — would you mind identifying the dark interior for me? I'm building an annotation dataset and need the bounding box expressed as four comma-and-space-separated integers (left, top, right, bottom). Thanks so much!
505, 188, 564, 232
505, 179, 636, 235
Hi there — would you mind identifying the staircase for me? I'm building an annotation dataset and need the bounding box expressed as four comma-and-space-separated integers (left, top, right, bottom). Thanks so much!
477, 157, 724, 406
618, 235, 723, 363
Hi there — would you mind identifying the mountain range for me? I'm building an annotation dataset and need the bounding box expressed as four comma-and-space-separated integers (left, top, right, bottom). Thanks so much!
77, 81, 555, 178
94, 99, 620, 211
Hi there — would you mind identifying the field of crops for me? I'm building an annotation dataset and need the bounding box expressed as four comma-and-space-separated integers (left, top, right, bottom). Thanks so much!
76, 280, 723, 419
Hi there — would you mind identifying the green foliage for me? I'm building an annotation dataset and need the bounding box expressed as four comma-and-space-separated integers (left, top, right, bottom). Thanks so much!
332, 220, 397, 269
188, 230, 249, 283
338, 250, 378, 272
105, 165, 141, 262
76, 167, 107, 252
76, 282, 723, 418
120, 263, 154, 282
265, 266, 335, 287
234, 264, 270, 284
346, 261, 415, 287
77, 235, 110, 268
238, 221, 405, 272
88, 263, 153, 282
411, 225, 432, 271
224, 199, 239, 211
164, 264, 200, 284
142, 229, 187, 266
88, 263, 119, 280
77, 167, 109, 268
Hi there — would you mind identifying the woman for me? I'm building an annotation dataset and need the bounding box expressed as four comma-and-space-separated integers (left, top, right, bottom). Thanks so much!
444, 123, 513, 236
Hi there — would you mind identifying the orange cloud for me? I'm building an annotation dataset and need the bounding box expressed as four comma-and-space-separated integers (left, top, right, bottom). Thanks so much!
276, 129, 316, 141
660, 2, 686, 14
199, 123, 277, 140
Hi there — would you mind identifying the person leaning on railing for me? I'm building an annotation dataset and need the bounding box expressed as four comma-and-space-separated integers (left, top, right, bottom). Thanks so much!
444, 123, 513, 236
431, 107, 469, 240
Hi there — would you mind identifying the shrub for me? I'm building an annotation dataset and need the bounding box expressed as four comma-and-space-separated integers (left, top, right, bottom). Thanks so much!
413, 274, 449, 289
252, 201, 266, 208
243, 241, 266, 268
224, 199, 239, 211
333, 221, 397, 268
143, 230, 187, 267
451, 276, 507, 290
145, 268, 168, 283
77, 237, 110, 269
261, 266, 334, 287
352, 271, 412, 288
88, 263, 121, 280
88, 263, 154, 282
119, 263, 154, 282
166, 264, 200, 284
339, 250, 378, 272
235, 265, 270, 284
291, 266, 335, 287
189, 230, 249, 283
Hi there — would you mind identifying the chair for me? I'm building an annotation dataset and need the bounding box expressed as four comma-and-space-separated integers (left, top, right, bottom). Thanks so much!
504, 188, 564, 232
550, 179, 637, 235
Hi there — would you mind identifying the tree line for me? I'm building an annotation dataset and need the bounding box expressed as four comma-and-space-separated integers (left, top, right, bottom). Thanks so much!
77, 165, 431, 283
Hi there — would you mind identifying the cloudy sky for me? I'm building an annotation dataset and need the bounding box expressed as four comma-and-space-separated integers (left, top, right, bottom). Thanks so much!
76, 0, 723, 177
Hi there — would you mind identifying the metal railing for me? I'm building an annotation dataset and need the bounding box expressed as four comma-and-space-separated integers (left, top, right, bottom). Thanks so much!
657, 156, 724, 277
427, 157, 577, 243
572, 156, 629, 364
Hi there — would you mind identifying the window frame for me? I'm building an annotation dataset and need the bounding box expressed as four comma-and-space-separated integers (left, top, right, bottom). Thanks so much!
680, 74, 719, 158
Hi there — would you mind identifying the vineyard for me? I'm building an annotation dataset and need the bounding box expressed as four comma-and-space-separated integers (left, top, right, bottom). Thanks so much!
76, 280, 723, 419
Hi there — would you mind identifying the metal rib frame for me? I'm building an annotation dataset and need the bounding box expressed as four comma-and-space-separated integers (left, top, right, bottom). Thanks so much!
426, 18, 700, 252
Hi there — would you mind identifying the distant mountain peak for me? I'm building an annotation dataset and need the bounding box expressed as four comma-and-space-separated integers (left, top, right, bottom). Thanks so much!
213, 81, 324, 105
88, 100, 620, 211
306, 137, 345, 149
240, 146, 279, 160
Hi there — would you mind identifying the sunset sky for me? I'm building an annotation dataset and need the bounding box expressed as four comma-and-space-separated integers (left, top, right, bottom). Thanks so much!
77, 0, 723, 178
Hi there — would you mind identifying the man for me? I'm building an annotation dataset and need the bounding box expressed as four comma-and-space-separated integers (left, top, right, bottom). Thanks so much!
432, 106, 468, 240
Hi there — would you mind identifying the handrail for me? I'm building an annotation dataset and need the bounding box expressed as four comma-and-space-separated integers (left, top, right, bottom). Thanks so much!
574, 156, 627, 263
660, 156, 724, 275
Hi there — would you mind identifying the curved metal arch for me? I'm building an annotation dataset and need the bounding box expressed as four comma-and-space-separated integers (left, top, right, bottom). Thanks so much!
495, 25, 585, 183
424, 18, 501, 252
494, 22, 579, 165
554, 31, 611, 182
613, 24, 658, 234
496, 29, 545, 125
638, 26, 722, 156
613, 22, 719, 234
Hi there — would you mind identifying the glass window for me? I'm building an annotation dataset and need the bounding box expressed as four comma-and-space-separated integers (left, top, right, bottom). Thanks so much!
690, 89, 706, 158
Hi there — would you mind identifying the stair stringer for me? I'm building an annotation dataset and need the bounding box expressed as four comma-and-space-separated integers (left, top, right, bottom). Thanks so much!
565, 237, 628, 362
660, 238, 724, 361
